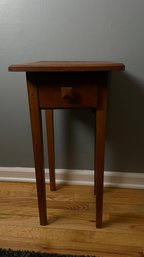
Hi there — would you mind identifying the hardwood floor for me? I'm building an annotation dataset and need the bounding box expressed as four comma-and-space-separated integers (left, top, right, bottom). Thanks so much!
0, 182, 144, 257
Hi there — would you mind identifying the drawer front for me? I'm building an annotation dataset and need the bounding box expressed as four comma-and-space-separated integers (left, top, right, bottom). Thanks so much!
37, 73, 98, 109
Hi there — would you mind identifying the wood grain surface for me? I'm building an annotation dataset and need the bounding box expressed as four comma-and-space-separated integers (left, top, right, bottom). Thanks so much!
0, 182, 143, 257
8, 61, 125, 72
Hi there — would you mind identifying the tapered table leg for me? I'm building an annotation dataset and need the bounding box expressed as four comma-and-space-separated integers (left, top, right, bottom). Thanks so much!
26, 73, 47, 225
45, 110, 56, 191
95, 80, 108, 228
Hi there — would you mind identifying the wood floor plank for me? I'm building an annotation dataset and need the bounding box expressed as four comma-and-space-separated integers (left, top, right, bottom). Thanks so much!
0, 182, 144, 257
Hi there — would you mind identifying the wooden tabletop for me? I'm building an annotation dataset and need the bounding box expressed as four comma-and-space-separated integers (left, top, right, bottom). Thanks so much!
8, 61, 125, 72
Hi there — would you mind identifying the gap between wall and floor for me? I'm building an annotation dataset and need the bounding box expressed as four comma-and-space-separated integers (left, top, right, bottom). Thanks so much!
0, 167, 144, 189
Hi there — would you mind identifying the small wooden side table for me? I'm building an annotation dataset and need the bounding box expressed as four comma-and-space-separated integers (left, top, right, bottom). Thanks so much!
9, 61, 125, 228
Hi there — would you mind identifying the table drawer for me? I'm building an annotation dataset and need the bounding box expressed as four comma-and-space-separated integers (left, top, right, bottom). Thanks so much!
37, 73, 97, 109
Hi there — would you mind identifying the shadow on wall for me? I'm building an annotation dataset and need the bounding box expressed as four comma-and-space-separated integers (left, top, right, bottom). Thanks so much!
55, 108, 95, 170
53, 72, 144, 173
106, 71, 144, 173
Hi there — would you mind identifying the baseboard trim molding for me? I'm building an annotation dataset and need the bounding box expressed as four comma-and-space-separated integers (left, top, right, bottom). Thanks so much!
0, 167, 144, 189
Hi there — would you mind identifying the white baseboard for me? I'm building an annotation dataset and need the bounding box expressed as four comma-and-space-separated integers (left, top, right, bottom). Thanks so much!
0, 167, 144, 189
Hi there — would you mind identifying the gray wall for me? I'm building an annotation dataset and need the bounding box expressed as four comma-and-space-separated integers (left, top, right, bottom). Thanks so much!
0, 0, 144, 172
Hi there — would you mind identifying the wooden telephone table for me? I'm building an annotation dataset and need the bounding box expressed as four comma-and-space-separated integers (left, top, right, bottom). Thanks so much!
9, 61, 125, 228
